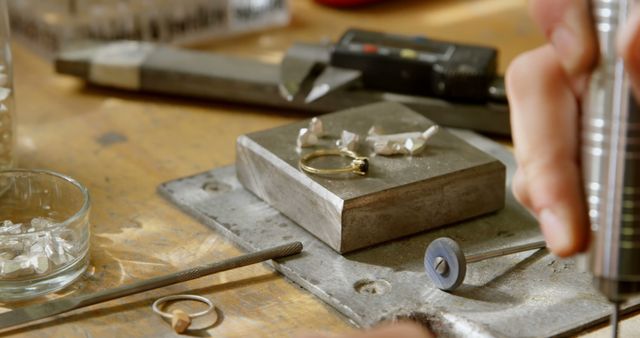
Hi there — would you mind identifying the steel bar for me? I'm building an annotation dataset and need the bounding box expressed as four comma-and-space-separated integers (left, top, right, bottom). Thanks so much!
465, 240, 547, 263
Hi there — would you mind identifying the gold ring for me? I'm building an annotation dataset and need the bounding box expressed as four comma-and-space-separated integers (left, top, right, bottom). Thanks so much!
299, 148, 369, 176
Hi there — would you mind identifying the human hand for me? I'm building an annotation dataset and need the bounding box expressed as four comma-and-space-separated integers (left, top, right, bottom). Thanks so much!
506, 0, 640, 257
298, 322, 433, 338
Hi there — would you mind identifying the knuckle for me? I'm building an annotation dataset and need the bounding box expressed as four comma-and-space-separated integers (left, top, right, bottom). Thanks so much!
506, 49, 542, 100
507, 46, 561, 101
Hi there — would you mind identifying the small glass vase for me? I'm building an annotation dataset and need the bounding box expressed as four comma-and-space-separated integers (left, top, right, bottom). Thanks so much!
0, 0, 15, 171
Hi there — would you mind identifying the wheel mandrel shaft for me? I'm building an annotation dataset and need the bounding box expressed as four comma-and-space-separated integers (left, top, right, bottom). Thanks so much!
424, 237, 546, 291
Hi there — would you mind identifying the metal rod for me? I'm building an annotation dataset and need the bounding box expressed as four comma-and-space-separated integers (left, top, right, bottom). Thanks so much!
465, 240, 546, 263
611, 302, 620, 338
0, 241, 303, 330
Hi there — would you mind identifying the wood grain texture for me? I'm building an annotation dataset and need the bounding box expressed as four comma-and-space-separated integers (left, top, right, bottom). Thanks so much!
1, 0, 634, 336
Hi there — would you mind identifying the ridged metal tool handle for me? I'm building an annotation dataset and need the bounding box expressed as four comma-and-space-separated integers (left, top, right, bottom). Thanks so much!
583, 0, 640, 301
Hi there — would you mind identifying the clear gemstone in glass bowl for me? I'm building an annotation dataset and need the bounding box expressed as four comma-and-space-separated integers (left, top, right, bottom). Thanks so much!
0, 170, 90, 301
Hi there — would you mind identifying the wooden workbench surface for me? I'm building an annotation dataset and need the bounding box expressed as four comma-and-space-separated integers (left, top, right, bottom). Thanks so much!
1, 0, 636, 337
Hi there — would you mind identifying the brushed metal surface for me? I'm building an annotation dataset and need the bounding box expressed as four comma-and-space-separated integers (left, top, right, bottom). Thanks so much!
159, 129, 640, 337
236, 102, 505, 252
582, 0, 640, 302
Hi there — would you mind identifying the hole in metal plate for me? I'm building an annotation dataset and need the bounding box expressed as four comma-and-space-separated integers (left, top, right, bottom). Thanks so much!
353, 278, 391, 295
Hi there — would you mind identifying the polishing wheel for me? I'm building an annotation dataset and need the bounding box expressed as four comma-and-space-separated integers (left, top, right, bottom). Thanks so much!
424, 237, 466, 291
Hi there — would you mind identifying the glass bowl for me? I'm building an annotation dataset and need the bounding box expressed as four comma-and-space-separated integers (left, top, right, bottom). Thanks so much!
0, 169, 90, 301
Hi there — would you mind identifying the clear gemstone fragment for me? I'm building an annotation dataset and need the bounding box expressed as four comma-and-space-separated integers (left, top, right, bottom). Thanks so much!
50, 252, 70, 266
0, 251, 14, 261
337, 130, 360, 151
31, 255, 49, 274
31, 217, 55, 230
0, 217, 80, 278
372, 140, 405, 155
30, 241, 45, 255
1, 259, 21, 275
367, 125, 440, 156
368, 126, 384, 136
296, 128, 318, 148
0, 87, 11, 101
0, 220, 22, 235
2, 255, 34, 277
308, 117, 324, 137
404, 137, 427, 155
421, 125, 439, 141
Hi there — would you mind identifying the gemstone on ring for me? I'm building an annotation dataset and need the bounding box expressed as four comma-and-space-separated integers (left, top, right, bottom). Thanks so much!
352, 157, 369, 175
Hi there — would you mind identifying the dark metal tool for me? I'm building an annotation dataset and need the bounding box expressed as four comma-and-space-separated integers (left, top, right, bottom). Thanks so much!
279, 41, 331, 102
582, 1, 640, 337
55, 40, 511, 136
282, 29, 507, 104
424, 237, 546, 291
0, 241, 303, 330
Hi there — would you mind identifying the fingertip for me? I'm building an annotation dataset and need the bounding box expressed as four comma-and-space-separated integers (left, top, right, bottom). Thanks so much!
526, 162, 590, 257
538, 205, 588, 257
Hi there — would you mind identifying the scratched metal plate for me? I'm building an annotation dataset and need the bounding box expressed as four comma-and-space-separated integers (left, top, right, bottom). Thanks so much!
159, 129, 640, 337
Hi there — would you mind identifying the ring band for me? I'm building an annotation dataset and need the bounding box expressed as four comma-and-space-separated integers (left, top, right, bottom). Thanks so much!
299, 148, 369, 176
152, 294, 214, 319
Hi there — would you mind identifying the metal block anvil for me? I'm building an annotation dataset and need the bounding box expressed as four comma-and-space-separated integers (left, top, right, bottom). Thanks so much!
236, 102, 506, 252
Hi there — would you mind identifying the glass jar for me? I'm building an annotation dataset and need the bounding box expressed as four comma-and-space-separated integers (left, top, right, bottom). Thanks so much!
0, 0, 14, 171
0, 170, 90, 301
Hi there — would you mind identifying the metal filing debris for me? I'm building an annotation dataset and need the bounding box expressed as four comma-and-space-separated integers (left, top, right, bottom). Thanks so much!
0, 241, 303, 330
424, 237, 546, 291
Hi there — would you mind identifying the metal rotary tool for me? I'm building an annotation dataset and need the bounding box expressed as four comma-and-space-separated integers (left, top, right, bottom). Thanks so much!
583, 0, 640, 336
